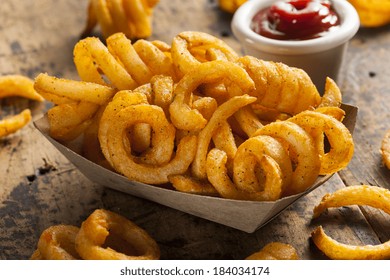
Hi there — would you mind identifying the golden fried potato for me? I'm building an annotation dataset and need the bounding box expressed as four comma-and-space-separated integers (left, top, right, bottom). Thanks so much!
0, 109, 32, 138
75, 209, 160, 260
381, 129, 390, 169
245, 242, 299, 260
312, 185, 390, 260
82, 0, 160, 39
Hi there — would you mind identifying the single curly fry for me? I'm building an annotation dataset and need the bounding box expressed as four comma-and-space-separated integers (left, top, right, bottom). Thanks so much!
288, 110, 354, 175
218, 0, 247, 14
245, 242, 299, 260
253, 121, 321, 196
100, 102, 197, 184
47, 102, 98, 142
237, 56, 321, 115
171, 31, 239, 78
311, 185, 390, 260
34, 73, 116, 105
233, 135, 292, 195
35, 225, 81, 260
81, 0, 159, 39
381, 129, 390, 169
0, 75, 43, 138
348, 0, 390, 27
206, 148, 283, 201
313, 185, 390, 218
0, 75, 44, 102
318, 77, 342, 108
311, 226, 390, 260
75, 209, 160, 260
0, 109, 32, 138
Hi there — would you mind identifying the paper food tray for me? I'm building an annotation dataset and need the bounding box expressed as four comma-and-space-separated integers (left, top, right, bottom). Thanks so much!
34, 104, 357, 233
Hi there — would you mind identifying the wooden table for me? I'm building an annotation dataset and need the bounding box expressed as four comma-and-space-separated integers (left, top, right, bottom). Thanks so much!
1, 0, 389, 260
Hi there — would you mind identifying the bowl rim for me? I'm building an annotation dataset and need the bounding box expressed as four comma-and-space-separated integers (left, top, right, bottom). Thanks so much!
231, 0, 360, 55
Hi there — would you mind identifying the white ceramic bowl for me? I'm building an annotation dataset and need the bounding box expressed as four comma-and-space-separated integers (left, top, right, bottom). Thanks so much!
232, 0, 360, 92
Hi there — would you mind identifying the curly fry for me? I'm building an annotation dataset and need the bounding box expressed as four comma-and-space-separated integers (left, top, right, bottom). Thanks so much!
0, 75, 43, 138
254, 121, 321, 196
237, 56, 322, 115
171, 31, 239, 78
245, 242, 299, 260
75, 209, 160, 260
0, 75, 44, 101
0, 109, 32, 138
313, 185, 390, 218
34, 225, 81, 260
206, 147, 283, 201
381, 129, 390, 169
169, 60, 255, 131
288, 110, 354, 175
218, 0, 247, 14
99, 90, 197, 184
311, 185, 390, 260
81, 0, 159, 39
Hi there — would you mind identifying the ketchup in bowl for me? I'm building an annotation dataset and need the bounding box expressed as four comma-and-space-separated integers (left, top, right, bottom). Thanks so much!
251, 0, 340, 40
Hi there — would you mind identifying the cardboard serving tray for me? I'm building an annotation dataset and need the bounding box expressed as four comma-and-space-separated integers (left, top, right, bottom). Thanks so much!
34, 104, 357, 233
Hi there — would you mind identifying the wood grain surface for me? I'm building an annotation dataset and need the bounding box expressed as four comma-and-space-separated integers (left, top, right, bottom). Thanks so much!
0, 0, 389, 260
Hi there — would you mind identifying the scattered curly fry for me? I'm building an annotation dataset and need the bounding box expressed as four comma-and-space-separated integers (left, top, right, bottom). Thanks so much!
75, 209, 160, 260
33, 225, 81, 260
0, 75, 43, 138
0, 109, 32, 138
218, 0, 247, 14
312, 185, 390, 260
381, 129, 390, 169
245, 242, 299, 260
313, 185, 390, 218
81, 0, 160, 39
0, 75, 44, 102
348, 0, 390, 27
31, 209, 160, 260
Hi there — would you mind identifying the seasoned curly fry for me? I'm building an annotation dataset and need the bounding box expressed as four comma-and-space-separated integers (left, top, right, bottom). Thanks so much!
253, 121, 321, 196
313, 185, 390, 218
381, 129, 390, 169
218, 0, 247, 14
34, 225, 81, 260
0, 109, 32, 138
288, 110, 354, 175
34, 31, 355, 203
348, 0, 390, 27
245, 242, 299, 260
312, 185, 390, 260
318, 77, 342, 108
169, 60, 255, 131
75, 209, 160, 260
0, 75, 44, 101
0, 75, 43, 138
237, 56, 322, 115
206, 147, 283, 201
99, 91, 197, 184
171, 31, 239, 78
81, 0, 160, 39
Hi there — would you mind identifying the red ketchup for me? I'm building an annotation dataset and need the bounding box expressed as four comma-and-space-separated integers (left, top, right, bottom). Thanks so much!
251, 0, 340, 40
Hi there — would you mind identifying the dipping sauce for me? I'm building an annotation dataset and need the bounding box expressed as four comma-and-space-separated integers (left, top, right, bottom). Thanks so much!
251, 0, 340, 40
